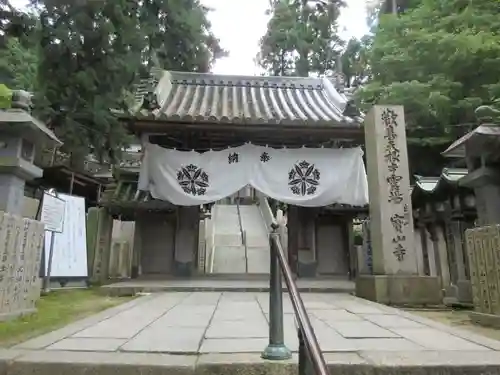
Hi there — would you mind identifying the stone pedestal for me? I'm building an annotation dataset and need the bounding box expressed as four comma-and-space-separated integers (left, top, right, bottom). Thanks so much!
358, 105, 440, 305
356, 275, 442, 305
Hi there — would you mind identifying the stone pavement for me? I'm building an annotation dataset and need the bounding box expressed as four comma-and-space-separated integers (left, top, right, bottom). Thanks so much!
4, 292, 500, 375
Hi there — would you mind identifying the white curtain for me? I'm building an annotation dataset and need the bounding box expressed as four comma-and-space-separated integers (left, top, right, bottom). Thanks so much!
249, 145, 368, 207
139, 144, 251, 206
139, 143, 368, 207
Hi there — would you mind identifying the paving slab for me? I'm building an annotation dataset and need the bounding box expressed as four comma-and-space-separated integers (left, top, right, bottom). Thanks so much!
335, 302, 388, 314
311, 309, 363, 321
206, 320, 269, 339
46, 338, 126, 352
5, 291, 500, 375
325, 321, 399, 338
360, 314, 426, 328
390, 327, 491, 351
72, 293, 186, 339
121, 326, 206, 353
13, 295, 154, 350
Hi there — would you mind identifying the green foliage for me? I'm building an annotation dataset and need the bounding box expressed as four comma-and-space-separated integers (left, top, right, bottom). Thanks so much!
0, 37, 37, 91
33, 0, 145, 167
0, 83, 11, 109
357, 0, 500, 144
0, 0, 226, 170
340, 36, 371, 88
257, 0, 345, 77
139, 0, 227, 72
0, 0, 37, 47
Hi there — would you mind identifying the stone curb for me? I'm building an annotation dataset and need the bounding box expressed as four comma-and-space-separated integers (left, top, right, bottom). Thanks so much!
100, 286, 354, 297
4, 351, 500, 375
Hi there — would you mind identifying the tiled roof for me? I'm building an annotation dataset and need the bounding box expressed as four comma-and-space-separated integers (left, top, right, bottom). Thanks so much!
442, 124, 500, 158
99, 179, 173, 210
412, 168, 469, 197
133, 71, 362, 127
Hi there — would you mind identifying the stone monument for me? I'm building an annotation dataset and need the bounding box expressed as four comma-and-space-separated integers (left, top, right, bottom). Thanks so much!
356, 105, 441, 305
0, 86, 62, 320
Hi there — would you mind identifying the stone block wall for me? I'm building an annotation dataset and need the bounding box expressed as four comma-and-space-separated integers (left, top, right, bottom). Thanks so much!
465, 225, 500, 317
0, 211, 44, 321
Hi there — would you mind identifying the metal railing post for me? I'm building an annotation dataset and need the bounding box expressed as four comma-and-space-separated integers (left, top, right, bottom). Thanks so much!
262, 224, 292, 360
298, 328, 313, 375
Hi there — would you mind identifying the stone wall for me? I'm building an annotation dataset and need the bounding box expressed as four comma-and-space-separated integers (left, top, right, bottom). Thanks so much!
0, 211, 44, 321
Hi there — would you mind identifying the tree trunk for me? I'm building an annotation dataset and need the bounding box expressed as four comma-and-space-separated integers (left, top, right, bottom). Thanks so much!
296, 52, 309, 77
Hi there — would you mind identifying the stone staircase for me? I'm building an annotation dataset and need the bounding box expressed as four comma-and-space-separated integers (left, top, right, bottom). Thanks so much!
239, 204, 270, 273
211, 204, 270, 274
212, 204, 245, 273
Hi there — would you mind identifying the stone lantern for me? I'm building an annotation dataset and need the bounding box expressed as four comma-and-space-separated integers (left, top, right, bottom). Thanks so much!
0, 87, 62, 215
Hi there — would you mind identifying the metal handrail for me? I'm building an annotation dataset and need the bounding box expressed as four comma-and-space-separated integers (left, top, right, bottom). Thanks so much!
235, 193, 249, 273
269, 221, 329, 375
242, 229, 248, 273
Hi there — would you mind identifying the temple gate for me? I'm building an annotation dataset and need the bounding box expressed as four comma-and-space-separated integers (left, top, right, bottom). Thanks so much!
98, 70, 443, 305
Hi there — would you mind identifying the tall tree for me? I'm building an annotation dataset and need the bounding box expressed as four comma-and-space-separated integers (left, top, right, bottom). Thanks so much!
30, 0, 226, 170
0, 0, 37, 47
0, 1, 38, 90
32, 0, 145, 168
357, 0, 500, 145
257, 0, 345, 77
356, 0, 500, 175
140, 0, 227, 73
339, 36, 371, 88
0, 37, 38, 91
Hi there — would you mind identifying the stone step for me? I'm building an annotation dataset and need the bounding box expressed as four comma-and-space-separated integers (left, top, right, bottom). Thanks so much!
213, 246, 246, 273
245, 235, 269, 248
247, 247, 270, 274
4, 350, 500, 375
214, 233, 242, 247
239, 205, 269, 247
100, 279, 355, 296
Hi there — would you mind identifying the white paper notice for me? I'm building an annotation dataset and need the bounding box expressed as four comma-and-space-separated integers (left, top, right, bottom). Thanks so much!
41, 192, 66, 233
